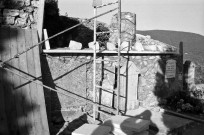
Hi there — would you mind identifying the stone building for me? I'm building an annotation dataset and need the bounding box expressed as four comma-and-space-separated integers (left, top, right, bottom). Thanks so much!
43, 34, 183, 121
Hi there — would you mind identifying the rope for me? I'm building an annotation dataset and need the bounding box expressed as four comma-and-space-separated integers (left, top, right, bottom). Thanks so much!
0, 7, 118, 66
96, 1, 118, 8
0, 66, 116, 112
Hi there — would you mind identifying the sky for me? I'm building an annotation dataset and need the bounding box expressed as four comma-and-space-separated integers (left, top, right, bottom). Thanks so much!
58, 0, 204, 36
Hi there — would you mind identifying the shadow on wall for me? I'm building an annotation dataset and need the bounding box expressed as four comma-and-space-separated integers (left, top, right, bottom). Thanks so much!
41, 55, 64, 135
0, 27, 37, 135
86, 53, 204, 134
40, 54, 92, 134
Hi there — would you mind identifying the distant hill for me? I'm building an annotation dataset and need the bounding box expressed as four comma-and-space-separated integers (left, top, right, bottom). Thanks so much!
137, 30, 204, 65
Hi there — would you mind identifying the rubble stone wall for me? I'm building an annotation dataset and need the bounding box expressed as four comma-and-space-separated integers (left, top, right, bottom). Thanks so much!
42, 53, 183, 117
0, 0, 40, 29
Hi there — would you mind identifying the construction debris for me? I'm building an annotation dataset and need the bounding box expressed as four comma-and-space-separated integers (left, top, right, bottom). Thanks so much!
69, 40, 82, 50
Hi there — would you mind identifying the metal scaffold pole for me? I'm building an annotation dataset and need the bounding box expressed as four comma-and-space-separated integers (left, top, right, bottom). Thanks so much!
117, 0, 121, 115
91, 0, 120, 121
93, 6, 97, 121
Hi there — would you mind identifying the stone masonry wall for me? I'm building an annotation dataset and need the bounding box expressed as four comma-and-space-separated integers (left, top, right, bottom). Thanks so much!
42, 53, 182, 118
0, 0, 40, 29
87, 54, 183, 111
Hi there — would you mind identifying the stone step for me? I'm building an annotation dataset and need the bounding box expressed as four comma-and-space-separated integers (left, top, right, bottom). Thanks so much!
72, 123, 112, 135
103, 115, 150, 135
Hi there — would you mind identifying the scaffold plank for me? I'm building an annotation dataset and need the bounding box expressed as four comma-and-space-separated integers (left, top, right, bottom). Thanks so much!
0, 27, 9, 135
32, 29, 50, 135
18, 29, 36, 135
10, 27, 27, 135
25, 29, 43, 135
43, 49, 179, 55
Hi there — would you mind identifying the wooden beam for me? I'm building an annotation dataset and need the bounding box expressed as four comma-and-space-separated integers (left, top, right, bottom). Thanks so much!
179, 42, 184, 91
37, 0, 45, 41
10, 28, 26, 135
32, 30, 50, 135
18, 29, 35, 135
0, 27, 9, 135
43, 49, 179, 55
26, 29, 43, 135
179, 42, 183, 61
43, 29, 50, 50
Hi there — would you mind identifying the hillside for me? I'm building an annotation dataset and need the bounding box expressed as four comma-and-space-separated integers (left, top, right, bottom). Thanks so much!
137, 30, 204, 65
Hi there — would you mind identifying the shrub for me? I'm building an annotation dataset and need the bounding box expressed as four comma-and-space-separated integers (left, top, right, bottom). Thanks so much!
164, 91, 204, 113
96, 23, 110, 48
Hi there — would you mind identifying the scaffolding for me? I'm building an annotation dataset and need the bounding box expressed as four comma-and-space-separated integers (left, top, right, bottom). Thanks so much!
92, 0, 121, 121
0, 0, 122, 122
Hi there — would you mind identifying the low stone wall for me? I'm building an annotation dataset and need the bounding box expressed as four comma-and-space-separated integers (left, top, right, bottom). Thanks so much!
0, 0, 40, 29
42, 53, 183, 118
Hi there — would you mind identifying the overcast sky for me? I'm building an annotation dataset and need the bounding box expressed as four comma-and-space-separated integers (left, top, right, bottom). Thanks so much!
58, 0, 204, 36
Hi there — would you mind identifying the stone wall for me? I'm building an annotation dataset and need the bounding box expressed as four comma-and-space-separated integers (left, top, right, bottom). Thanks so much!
88, 54, 183, 111
42, 53, 183, 117
0, 0, 40, 29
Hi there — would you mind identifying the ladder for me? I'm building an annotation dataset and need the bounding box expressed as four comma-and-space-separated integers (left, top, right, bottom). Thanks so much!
92, 0, 121, 121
